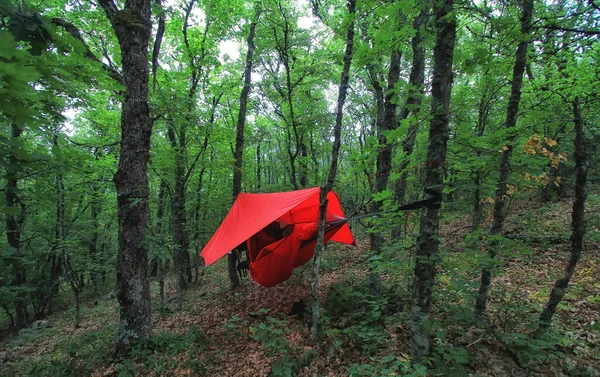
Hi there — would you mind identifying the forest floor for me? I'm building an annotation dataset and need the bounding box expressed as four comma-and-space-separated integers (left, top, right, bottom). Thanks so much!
1, 195, 599, 376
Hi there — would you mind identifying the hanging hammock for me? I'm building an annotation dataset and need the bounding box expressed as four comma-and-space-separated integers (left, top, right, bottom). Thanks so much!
199, 187, 356, 287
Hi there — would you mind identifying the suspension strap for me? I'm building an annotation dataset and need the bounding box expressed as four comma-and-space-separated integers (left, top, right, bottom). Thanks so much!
349, 188, 442, 221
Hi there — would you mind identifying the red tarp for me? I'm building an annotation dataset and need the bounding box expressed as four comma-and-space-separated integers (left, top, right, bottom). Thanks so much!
200, 187, 356, 287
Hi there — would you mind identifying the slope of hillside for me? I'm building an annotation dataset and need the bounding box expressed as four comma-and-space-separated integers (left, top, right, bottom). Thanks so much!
1, 196, 599, 376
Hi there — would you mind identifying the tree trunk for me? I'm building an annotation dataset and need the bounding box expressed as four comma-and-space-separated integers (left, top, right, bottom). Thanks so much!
74, 289, 81, 329
151, 180, 167, 278
168, 122, 191, 309
158, 258, 166, 314
5, 123, 27, 329
46, 134, 64, 315
98, 0, 153, 352
299, 141, 309, 187
369, 18, 404, 295
54, 133, 67, 313
256, 141, 262, 189
392, 6, 428, 239
169, 0, 211, 303
89, 175, 103, 296
151, 0, 165, 89
194, 170, 204, 235
471, 76, 493, 230
311, 0, 355, 340
229, 7, 261, 289
410, 0, 456, 360
474, 0, 533, 319
535, 96, 587, 337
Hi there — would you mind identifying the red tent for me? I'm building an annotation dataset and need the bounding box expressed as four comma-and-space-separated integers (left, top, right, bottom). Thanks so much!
200, 187, 356, 287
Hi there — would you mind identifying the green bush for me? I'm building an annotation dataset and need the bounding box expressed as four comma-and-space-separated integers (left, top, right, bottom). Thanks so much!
349, 354, 427, 376
324, 282, 390, 355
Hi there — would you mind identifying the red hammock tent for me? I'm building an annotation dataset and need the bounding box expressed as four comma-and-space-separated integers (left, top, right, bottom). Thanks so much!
200, 187, 356, 287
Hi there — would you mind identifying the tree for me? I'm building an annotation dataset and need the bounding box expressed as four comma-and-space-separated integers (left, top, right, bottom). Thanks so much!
311, 0, 356, 341
96, 0, 154, 351
474, 0, 534, 319
366, 5, 405, 296
535, 96, 588, 335
410, 0, 456, 360
4, 123, 27, 329
229, 4, 262, 289
392, 5, 429, 238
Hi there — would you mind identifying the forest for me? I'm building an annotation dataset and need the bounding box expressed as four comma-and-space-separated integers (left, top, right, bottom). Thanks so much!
0, 0, 599, 375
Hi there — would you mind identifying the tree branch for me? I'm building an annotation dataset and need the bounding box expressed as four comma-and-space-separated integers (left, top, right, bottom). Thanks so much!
51, 18, 124, 85
543, 24, 600, 36
184, 91, 223, 184
152, 0, 166, 89
96, 0, 119, 23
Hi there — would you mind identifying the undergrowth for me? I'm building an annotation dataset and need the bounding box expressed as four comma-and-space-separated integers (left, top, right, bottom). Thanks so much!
1, 197, 598, 376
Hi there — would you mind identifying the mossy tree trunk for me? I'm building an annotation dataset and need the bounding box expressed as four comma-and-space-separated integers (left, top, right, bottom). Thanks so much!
410, 0, 456, 360
474, 0, 534, 319
5, 123, 27, 329
535, 95, 588, 336
230, 6, 261, 288
97, 0, 153, 352
311, 0, 356, 340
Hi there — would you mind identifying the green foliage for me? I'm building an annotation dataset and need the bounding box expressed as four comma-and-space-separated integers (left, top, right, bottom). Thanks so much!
249, 315, 300, 377
502, 331, 566, 366
117, 327, 209, 375
349, 354, 427, 377
250, 316, 290, 354
3, 325, 116, 377
430, 342, 471, 375
0, 0, 599, 375
324, 281, 392, 355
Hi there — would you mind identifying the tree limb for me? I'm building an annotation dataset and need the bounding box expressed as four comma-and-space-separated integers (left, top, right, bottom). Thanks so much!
184, 91, 223, 184
152, 0, 166, 89
51, 18, 124, 85
96, 0, 119, 23
542, 24, 600, 36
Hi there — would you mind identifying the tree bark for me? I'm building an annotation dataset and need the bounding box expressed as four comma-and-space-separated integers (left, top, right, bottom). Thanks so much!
471, 75, 494, 230
229, 7, 261, 289
256, 141, 262, 189
535, 96, 587, 336
167, 0, 210, 305
5, 123, 27, 329
46, 133, 64, 315
369, 13, 405, 295
97, 0, 153, 352
474, 0, 533, 319
192, 168, 205, 244
299, 141, 309, 188
155, 180, 167, 311
392, 7, 429, 240
167, 122, 191, 308
410, 0, 456, 360
311, 0, 355, 340
89, 172, 103, 296
151, 0, 165, 89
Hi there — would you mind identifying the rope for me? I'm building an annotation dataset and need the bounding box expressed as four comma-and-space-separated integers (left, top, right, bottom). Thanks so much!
347, 188, 442, 221
348, 211, 391, 221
